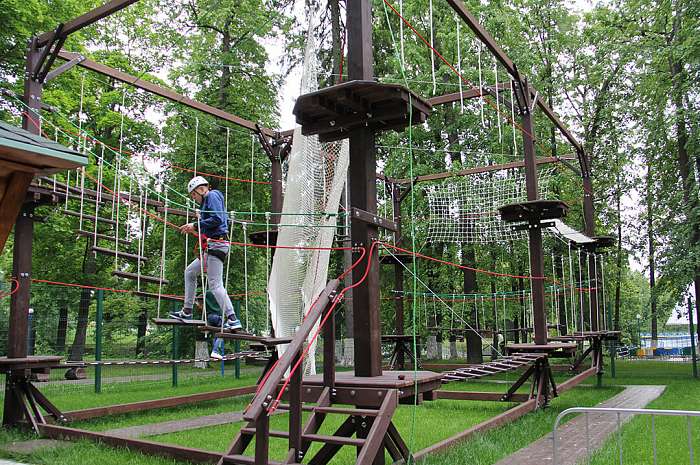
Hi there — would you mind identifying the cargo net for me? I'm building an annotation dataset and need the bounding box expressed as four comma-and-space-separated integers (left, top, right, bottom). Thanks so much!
425, 168, 554, 244
267, 31, 349, 375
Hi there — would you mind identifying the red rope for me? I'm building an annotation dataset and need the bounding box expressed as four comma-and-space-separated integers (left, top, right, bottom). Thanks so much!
379, 242, 543, 280
30, 278, 264, 298
247, 244, 368, 408
269, 242, 376, 414
0, 278, 20, 299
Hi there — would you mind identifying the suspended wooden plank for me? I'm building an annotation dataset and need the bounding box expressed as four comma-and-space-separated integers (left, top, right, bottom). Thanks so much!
91, 246, 147, 263
152, 318, 206, 327
77, 229, 131, 246
112, 270, 169, 285
63, 209, 117, 226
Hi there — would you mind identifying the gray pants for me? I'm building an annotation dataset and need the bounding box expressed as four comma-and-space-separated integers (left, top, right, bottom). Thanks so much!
184, 240, 236, 319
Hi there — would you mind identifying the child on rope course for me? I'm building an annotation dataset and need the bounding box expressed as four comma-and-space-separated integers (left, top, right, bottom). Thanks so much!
171, 176, 242, 331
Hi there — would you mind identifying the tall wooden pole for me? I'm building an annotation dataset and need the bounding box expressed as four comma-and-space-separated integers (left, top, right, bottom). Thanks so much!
348, 0, 382, 377
3, 39, 41, 427
519, 79, 547, 345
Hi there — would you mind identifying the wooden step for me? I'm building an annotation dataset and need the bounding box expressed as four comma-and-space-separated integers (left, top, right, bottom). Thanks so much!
152, 318, 207, 327
221, 455, 284, 465
303, 433, 365, 447
77, 229, 131, 246
307, 406, 380, 417
112, 270, 169, 285
240, 428, 365, 447
63, 209, 117, 226
91, 246, 147, 263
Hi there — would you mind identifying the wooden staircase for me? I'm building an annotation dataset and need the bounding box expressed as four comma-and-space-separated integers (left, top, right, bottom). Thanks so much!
218, 279, 415, 465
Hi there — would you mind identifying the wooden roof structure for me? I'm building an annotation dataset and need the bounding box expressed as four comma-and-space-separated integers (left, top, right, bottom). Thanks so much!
0, 120, 88, 252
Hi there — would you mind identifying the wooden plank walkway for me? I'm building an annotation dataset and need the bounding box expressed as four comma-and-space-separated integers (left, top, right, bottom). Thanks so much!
494, 385, 666, 465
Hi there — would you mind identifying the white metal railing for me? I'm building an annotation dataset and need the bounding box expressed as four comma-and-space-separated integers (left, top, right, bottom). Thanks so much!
552, 407, 700, 465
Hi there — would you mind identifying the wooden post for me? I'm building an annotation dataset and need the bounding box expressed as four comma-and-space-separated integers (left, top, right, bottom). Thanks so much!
323, 301, 336, 388
4, 38, 42, 428
348, 0, 382, 378
289, 350, 303, 462
518, 79, 547, 346
269, 142, 284, 226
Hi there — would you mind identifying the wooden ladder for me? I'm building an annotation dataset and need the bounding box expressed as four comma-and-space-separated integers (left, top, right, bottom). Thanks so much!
220, 388, 410, 465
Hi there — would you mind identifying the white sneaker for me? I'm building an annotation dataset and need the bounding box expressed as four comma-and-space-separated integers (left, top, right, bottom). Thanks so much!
210, 351, 223, 361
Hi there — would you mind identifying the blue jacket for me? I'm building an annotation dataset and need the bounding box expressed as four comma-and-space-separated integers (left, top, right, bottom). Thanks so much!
199, 190, 228, 238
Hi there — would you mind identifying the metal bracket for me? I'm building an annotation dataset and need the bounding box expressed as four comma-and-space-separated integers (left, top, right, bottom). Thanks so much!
45, 54, 85, 82
350, 207, 398, 232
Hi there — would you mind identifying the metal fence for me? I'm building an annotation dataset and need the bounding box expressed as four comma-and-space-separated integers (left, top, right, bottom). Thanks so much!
552, 407, 700, 465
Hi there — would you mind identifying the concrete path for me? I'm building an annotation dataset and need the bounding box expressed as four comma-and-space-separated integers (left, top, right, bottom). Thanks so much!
104, 411, 245, 438
495, 385, 666, 465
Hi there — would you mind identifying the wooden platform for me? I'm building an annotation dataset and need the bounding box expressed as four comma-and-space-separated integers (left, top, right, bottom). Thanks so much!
152, 318, 206, 327
506, 342, 577, 356
0, 355, 63, 372
549, 335, 589, 342
303, 370, 443, 396
498, 200, 569, 223
441, 353, 543, 382
293, 80, 432, 142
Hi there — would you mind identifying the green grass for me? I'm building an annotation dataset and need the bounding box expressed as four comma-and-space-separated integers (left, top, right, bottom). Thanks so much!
586, 362, 700, 465
8, 360, 696, 465
9, 370, 260, 414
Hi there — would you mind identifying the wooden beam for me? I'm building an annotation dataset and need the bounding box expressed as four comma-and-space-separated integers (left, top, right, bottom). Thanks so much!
64, 385, 257, 421
57, 51, 275, 137
39, 424, 222, 464
428, 82, 511, 106
445, 0, 584, 156
393, 156, 571, 184
36, 0, 139, 47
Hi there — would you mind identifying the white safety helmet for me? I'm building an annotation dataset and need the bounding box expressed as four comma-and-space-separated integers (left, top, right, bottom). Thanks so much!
187, 176, 209, 194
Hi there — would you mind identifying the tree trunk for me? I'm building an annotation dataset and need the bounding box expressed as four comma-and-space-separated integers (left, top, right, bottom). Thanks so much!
647, 163, 658, 344
464, 246, 482, 363
68, 243, 95, 362
136, 306, 148, 357
668, 12, 700, 343
614, 170, 622, 332
55, 304, 68, 354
